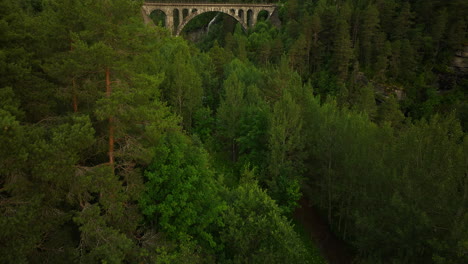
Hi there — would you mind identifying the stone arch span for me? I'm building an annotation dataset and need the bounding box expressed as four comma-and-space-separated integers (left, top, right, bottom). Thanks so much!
142, 3, 277, 36
176, 9, 248, 36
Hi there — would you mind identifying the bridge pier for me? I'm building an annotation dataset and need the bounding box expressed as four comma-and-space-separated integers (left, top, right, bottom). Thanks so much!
166, 13, 174, 34
142, 2, 277, 36
252, 15, 258, 28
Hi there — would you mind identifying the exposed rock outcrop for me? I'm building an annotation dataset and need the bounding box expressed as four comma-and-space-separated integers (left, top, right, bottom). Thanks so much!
453, 43, 468, 75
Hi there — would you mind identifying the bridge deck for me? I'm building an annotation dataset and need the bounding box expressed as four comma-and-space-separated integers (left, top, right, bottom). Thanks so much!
143, 2, 277, 8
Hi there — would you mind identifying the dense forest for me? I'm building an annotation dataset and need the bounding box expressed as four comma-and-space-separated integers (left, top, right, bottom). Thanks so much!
0, 0, 467, 263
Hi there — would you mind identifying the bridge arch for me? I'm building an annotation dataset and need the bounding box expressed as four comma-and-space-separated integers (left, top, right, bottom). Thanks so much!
176, 9, 248, 36
149, 9, 167, 27
141, 3, 277, 36
257, 9, 270, 22
173, 8, 181, 28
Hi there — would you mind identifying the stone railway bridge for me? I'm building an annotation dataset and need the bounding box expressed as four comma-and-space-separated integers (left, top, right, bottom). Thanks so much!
142, 2, 277, 36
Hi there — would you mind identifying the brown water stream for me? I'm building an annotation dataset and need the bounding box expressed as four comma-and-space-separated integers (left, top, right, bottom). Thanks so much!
293, 197, 355, 264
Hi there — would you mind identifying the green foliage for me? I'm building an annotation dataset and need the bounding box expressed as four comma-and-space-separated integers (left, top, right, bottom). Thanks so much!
216, 59, 268, 166
351, 83, 377, 118
152, 238, 208, 264
159, 38, 203, 129
0, 113, 98, 263
140, 132, 225, 248
247, 21, 277, 65
331, 19, 353, 81
0, 87, 26, 175
267, 91, 304, 213
304, 95, 467, 263
208, 41, 233, 80
193, 51, 219, 110
1, 0, 466, 263
220, 171, 312, 264
236, 88, 270, 171
377, 94, 405, 127
193, 106, 216, 143
288, 34, 309, 77
359, 4, 380, 68
217, 73, 245, 162
292, 219, 328, 264
74, 203, 134, 264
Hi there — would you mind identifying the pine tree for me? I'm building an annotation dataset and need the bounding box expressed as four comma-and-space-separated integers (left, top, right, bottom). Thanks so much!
309, 13, 322, 73
332, 19, 354, 81
393, 1, 413, 40
288, 34, 309, 77
431, 8, 448, 55
359, 4, 380, 68
376, 0, 397, 37
373, 32, 391, 81
400, 39, 417, 81
389, 40, 401, 79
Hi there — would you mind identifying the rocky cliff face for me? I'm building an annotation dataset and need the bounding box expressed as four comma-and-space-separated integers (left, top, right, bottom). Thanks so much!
453, 43, 468, 75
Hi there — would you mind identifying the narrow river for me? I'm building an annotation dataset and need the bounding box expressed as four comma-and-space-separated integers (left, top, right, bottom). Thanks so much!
293, 197, 354, 264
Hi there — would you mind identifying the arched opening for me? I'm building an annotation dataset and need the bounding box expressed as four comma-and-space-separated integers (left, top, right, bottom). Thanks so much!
150, 9, 166, 27
179, 11, 218, 36
173, 8, 180, 28
257, 10, 269, 22
192, 9, 198, 14
247, 9, 253, 27
183, 8, 189, 19
178, 11, 248, 42
230, 9, 235, 15
238, 9, 244, 21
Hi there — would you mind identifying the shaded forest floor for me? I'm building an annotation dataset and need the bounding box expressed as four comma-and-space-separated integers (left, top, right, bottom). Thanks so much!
293, 197, 355, 264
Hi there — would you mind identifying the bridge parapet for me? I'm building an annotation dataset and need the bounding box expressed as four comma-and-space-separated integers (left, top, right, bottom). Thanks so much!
142, 2, 277, 36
